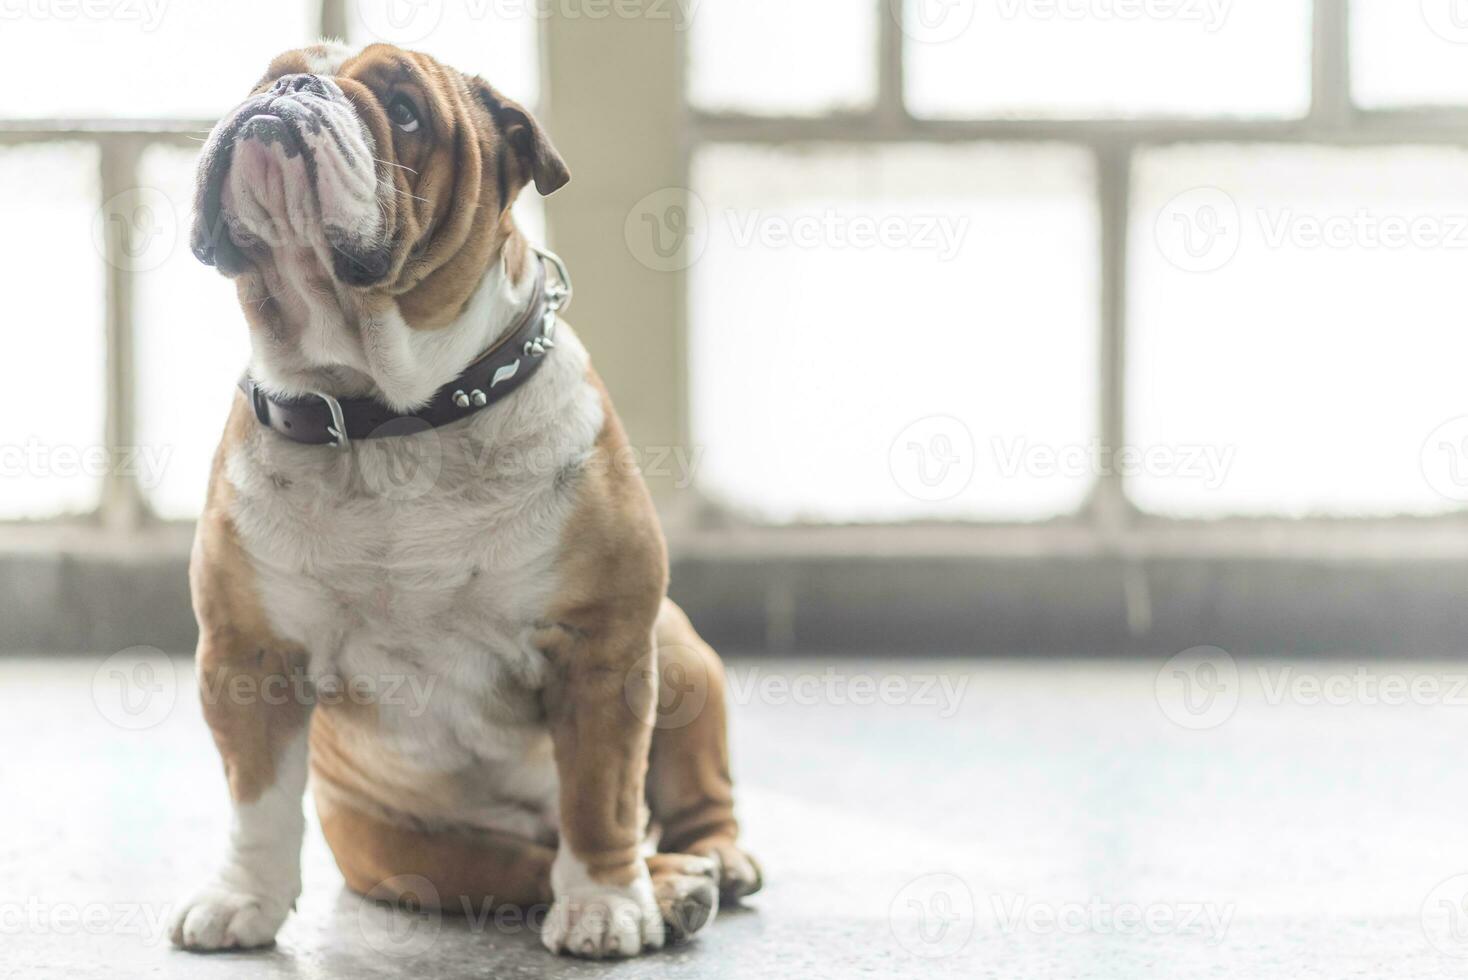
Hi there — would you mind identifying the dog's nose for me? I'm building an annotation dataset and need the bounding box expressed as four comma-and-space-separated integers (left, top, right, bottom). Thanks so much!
270, 73, 329, 97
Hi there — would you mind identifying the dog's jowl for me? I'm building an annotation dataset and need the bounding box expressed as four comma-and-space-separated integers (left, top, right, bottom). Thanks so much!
171, 40, 760, 960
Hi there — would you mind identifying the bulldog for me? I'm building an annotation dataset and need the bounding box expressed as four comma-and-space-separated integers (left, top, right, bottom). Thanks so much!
168, 40, 759, 959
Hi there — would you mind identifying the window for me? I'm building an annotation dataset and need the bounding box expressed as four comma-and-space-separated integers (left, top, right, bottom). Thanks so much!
685, 0, 1468, 527
690, 143, 1099, 522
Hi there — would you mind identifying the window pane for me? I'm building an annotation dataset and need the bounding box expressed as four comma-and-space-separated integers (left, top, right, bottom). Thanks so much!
0, 144, 104, 518
1130, 145, 1468, 517
348, 3, 540, 107
1352, 0, 1468, 108
905, 0, 1310, 119
688, 0, 877, 115
0, 1, 316, 118
133, 145, 251, 520
688, 144, 1098, 523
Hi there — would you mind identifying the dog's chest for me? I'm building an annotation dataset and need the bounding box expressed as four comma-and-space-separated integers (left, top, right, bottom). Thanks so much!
224, 353, 603, 778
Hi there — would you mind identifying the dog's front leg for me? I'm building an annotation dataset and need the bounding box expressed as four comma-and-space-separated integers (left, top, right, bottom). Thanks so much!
538, 617, 662, 959
171, 506, 313, 951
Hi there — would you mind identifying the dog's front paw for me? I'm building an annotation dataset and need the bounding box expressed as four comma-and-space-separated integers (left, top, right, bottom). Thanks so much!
169, 883, 292, 951
541, 871, 664, 959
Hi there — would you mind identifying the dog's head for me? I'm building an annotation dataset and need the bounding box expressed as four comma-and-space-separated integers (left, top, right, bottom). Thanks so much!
193, 41, 566, 326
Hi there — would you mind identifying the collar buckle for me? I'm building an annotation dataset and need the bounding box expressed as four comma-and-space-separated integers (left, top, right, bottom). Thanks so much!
310, 390, 351, 451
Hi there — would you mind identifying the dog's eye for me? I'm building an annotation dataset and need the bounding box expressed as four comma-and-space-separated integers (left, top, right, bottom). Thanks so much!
387, 95, 420, 133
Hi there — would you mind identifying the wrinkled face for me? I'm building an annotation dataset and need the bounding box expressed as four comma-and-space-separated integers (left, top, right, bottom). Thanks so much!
193, 42, 567, 325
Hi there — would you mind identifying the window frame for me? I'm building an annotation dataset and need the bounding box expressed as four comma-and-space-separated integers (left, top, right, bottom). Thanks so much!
6, 0, 1468, 552
678, 0, 1468, 540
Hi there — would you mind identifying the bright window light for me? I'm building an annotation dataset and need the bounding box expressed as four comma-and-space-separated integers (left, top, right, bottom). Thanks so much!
689, 143, 1099, 523
905, 0, 1312, 119
1131, 144, 1468, 517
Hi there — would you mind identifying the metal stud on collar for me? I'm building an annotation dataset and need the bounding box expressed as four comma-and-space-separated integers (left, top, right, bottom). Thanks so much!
525, 244, 571, 359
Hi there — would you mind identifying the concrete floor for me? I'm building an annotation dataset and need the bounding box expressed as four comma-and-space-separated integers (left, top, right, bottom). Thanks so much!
6, 654, 1468, 978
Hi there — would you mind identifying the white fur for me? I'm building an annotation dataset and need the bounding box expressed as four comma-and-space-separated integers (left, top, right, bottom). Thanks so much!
542, 848, 664, 958
231, 254, 604, 835
303, 40, 359, 76
170, 731, 309, 950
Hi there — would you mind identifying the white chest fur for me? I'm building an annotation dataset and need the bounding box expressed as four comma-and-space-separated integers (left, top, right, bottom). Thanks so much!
224, 323, 603, 838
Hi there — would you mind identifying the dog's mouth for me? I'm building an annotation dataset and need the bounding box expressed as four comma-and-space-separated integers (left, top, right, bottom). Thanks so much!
192, 86, 389, 285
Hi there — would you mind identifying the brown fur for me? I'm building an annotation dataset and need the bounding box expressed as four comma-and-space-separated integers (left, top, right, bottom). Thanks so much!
188, 43, 757, 945
191, 397, 312, 804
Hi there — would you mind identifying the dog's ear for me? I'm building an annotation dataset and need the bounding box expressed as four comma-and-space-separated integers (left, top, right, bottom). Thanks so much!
472, 79, 570, 198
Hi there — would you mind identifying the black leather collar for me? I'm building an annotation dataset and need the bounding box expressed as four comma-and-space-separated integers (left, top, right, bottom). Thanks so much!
238, 249, 570, 450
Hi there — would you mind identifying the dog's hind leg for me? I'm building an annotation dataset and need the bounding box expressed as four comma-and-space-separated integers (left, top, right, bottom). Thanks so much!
315, 792, 721, 944
314, 792, 556, 914
646, 598, 764, 902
